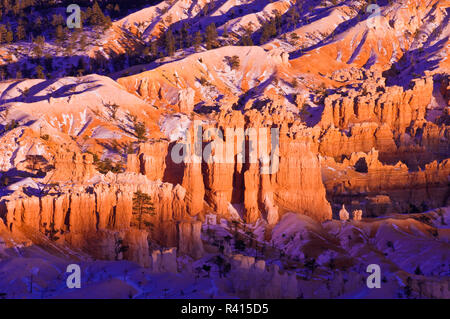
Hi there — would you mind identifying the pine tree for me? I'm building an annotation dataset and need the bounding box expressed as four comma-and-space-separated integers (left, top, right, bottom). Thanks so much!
222, 23, 229, 38
33, 35, 45, 53
90, 1, 110, 28
12, 1, 20, 16
241, 34, 253, 46
142, 45, 150, 58
34, 16, 42, 32
76, 58, 86, 76
260, 19, 277, 44
287, 7, 300, 29
132, 117, 147, 141
181, 23, 188, 39
226, 55, 240, 70
44, 54, 53, 72
5, 28, 13, 43
132, 190, 155, 229
51, 14, 64, 27
90, 2, 103, 25
79, 33, 87, 50
55, 24, 64, 42
15, 24, 26, 41
193, 31, 202, 51
165, 29, 175, 56
150, 41, 158, 58
274, 10, 282, 31
103, 15, 112, 29
0, 24, 7, 44
241, 24, 254, 46
205, 23, 218, 50
35, 65, 45, 79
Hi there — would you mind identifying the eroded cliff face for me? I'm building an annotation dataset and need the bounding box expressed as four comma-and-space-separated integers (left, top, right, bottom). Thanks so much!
322, 149, 450, 216
127, 116, 332, 225
0, 0, 448, 299
1, 69, 446, 268
51, 152, 98, 183
0, 173, 203, 266
314, 70, 449, 161
320, 75, 433, 133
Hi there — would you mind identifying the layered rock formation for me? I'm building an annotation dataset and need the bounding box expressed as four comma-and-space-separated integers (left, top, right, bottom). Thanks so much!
322, 149, 450, 216
320, 75, 433, 133
127, 141, 169, 181
0, 173, 204, 266
127, 117, 332, 224
441, 76, 450, 106
228, 255, 298, 299
51, 152, 98, 183
0, 0, 448, 299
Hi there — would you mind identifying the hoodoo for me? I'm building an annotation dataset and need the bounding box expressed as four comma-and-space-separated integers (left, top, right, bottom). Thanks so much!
0, 0, 448, 299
